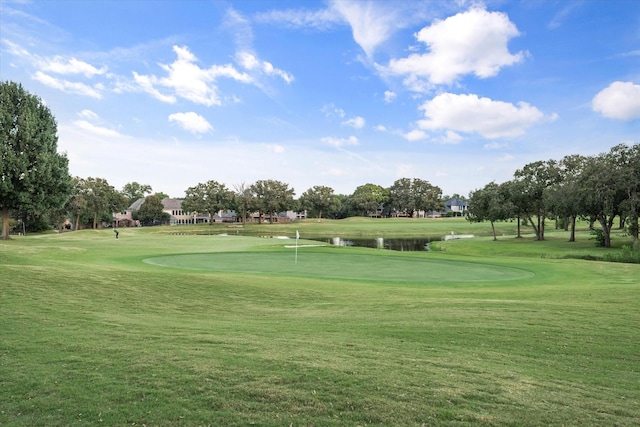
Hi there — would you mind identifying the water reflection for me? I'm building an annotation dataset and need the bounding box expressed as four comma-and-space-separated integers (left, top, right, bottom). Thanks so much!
323, 237, 435, 251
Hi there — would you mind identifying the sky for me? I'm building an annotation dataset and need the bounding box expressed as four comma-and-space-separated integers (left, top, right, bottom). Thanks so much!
1, 0, 639, 199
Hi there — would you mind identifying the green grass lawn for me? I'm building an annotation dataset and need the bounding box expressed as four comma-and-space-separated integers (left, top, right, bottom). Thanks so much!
1, 220, 639, 426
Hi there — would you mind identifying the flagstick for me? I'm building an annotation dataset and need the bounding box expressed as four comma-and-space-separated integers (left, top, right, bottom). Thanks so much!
295, 230, 299, 264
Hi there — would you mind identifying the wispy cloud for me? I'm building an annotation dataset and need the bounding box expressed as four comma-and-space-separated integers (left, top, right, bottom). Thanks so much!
73, 120, 124, 138
321, 103, 346, 118
321, 135, 359, 147
168, 112, 213, 135
33, 71, 103, 98
235, 51, 293, 83
254, 7, 341, 30
548, 1, 583, 29
40, 56, 107, 77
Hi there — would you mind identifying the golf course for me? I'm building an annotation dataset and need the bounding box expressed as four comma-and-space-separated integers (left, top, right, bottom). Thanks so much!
1, 218, 639, 426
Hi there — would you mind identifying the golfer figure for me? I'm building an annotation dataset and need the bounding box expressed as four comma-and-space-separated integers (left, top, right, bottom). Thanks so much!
114, 229, 119, 240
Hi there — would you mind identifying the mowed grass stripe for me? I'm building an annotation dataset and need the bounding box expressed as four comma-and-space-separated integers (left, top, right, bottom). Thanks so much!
144, 250, 535, 283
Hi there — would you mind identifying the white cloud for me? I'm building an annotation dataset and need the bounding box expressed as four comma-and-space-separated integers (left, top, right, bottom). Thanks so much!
416, 93, 551, 139
342, 116, 366, 129
78, 109, 99, 120
548, 2, 583, 30
33, 71, 102, 98
225, 8, 294, 91
254, 7, 341, 30
592, 81, 640, 121
381, 7, 525, 89
375, 124, 387, 132
235, 51, 294, 83
441, 130, 462, 144
168, 112, 213, 135
384, 90, 396, 103
73, 120, 123, 138
403, 129, 428, 141
134, 45, 252, 106
132, 72, 176, 103
265, 143, 285, 153
256, 1, 433, 58
321, 103, 346, 118
321, 135, 359, 147
41, 56, 107, 77
330, 0, 401, 57
484, 141, 508, 150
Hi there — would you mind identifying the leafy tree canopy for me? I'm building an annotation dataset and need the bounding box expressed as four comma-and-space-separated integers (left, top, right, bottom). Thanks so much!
1, 81, 72, 239
182, 180, 232, 224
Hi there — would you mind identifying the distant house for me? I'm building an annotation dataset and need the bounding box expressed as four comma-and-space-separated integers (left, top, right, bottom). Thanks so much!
248, 210, 307, 223
444, 197, 468, 216
161, 198, 209, 225
114, 197, 207, 226
114, 198, 303, 226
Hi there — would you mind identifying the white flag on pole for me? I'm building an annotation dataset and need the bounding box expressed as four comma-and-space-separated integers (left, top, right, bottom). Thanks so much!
296, 230, 300, 240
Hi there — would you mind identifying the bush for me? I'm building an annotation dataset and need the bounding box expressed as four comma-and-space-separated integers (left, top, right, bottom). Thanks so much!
590, 228, 606, 247
602, 245, 640, 264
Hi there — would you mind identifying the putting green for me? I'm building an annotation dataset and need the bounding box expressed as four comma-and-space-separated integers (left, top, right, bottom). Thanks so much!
144, 251, 534, 283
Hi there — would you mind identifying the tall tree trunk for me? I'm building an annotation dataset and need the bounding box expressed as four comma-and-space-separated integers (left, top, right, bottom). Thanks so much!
569, 215, 577, 242
516, 214, 522, 238
491, 221, 497, 241
93, 212, 98, 229
74, 214, 80, 231
2, 207, 10, 240
538, 211, 546, 241
597, 216, 612, 248
526, 215, 539, 240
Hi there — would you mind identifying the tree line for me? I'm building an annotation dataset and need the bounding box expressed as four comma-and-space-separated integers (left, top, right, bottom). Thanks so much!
467, 144, 640, 249
2, 80, 638, 249
60, 177, 449, 230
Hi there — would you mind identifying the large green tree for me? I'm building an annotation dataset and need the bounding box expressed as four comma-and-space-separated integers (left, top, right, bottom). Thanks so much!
122, 182, 153, 206
299, 185, 339, 219
350, 183, 388, 217
1, 81, 72, 239
577, 150, 628, 248
468, 182, 511, 241
232, 182, 255, 224
545, 154, 588, 242
182, 180, 233, 224
388, 178, 442, 217
81, 177, 127, 229
136, 194, 169, 226
66, 177, 89, 231
611, 143, 640, 249
388, 178, 414, 216
250, 179, 295, 223
513, 160, 562, 240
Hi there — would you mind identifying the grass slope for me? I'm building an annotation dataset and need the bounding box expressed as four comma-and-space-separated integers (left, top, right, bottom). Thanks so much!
1, 222, 639, 426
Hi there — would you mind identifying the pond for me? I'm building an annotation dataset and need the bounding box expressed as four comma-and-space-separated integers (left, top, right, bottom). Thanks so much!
320, 237, 435, 251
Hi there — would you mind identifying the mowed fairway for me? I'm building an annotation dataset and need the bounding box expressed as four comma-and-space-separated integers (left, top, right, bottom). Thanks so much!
1, 224, 639, 426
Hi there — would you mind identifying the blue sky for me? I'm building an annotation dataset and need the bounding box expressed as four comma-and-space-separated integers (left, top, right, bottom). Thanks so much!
1, 0, 639, 198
